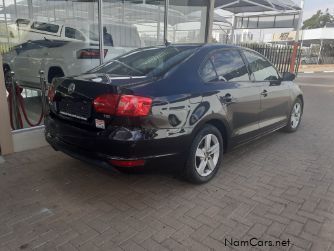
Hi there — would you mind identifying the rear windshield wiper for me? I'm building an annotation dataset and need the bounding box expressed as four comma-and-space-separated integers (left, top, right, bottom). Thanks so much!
110, 60, 145, 76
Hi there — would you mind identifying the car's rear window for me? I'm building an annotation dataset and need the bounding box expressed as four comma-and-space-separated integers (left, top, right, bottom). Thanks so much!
90, 46, 198, 77
31, 22, 59, 34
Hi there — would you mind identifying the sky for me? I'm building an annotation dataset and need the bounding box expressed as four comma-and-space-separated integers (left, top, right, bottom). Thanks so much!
293, 0, 334, 20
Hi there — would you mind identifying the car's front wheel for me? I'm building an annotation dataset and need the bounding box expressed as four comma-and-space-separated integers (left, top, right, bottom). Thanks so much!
184, 125, 223, 184
284, 97, 303, 132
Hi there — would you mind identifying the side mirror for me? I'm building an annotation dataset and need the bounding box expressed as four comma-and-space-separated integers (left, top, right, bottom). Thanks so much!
282, 72, 296, 81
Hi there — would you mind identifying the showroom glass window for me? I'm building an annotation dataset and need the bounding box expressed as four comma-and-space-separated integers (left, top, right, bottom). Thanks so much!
200, 50, 249, 82
243, 50, 279, 81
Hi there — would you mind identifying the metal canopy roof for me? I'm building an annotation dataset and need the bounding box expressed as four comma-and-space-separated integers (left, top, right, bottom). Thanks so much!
215, 0, 301, 14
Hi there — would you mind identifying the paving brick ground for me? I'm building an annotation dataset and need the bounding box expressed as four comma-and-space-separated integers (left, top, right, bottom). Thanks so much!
1, 73, 334, 250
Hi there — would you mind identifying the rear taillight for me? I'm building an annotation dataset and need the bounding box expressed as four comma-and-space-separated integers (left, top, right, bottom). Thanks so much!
47, 84, 56, 102
77, 49, 108, 59
93, 94, 152, 117
93, 94, 119, 115
116, 95, 152, 116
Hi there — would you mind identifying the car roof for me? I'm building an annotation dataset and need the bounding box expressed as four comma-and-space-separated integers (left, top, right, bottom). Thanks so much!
162, 43, 243, 51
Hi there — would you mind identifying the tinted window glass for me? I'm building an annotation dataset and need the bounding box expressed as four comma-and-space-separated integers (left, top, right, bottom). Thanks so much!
65, 27, 85, 41
91, 46, 197, 77
16, 19, 30, 26
243, 50, 279, 81
31, 22, 59, 33
200, 60, 217, 82
211, 50, 249, 82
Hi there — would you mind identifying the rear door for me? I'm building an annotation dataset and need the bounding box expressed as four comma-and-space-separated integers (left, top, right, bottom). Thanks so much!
242, 50, 290, 131
200, 49, 261, 143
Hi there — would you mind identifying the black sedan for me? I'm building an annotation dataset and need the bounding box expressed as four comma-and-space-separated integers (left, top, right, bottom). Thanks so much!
45, 44, 303, 184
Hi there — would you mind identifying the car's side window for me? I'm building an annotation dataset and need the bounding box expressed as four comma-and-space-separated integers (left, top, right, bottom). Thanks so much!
199, 59, 217, 82
243, 50, 279, 81
210, 50, 250, 82
31, 22, 59, 34
65, 27, 85, 41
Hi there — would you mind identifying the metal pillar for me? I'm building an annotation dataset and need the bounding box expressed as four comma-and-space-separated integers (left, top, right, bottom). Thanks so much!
157, 4, 161, 43
27, 0, 33, 19
163, 0, 169, 43
230, 14, 236, 44
205, 0, 215, 43
295, 0, 305, 43
10, 72, 21, 130
290, 0, 305, 73
98, 0, 104, 64
39, 70, 48, 116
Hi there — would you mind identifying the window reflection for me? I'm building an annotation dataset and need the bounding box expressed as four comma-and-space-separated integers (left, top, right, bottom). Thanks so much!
211, 50, 249, 82
243, 50, 279, 81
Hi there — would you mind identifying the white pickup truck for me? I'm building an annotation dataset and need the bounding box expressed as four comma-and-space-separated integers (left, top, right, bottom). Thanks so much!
3, 19, 142, 89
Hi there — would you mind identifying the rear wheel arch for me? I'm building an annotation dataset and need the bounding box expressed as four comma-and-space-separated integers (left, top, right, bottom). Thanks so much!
205, 119, 229, 152
191, 116, 230, 153
48, 66, 64, 83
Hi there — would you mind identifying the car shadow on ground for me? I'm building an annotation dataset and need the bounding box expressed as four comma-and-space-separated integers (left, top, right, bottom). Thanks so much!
46, 128, 290, 189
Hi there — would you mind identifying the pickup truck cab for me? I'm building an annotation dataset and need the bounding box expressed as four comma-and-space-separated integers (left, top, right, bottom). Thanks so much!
3, 19, 143, 90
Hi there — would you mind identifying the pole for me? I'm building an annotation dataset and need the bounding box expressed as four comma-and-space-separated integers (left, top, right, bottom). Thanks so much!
39, 70, 47, 116
157, 4, 161, 43
205, 0, 215, 43
98, 0, 104, 64
27, 0, 33, 19
230, 14, 236, 44
290, 0, 305, 73
10, 71, 21, 129
295, 0, 305, 44
163, 0, 169, 44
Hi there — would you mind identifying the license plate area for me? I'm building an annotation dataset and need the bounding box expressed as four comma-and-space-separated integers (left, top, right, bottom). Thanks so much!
59, 99, 92, 121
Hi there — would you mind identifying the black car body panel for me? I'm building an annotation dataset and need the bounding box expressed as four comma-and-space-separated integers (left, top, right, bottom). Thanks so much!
45, 44, 303, 167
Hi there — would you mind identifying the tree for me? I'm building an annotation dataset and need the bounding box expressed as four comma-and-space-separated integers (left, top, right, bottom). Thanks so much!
302, 9, 334, 29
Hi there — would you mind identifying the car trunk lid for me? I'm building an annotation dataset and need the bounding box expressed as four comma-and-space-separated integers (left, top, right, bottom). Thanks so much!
51, 73, 152, 125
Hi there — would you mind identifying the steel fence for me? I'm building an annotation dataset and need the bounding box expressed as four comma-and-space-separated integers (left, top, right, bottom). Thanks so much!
236, 43, 302, 74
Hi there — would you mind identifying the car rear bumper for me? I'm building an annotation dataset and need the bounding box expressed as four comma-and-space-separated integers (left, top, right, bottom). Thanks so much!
45, 115, 191, 166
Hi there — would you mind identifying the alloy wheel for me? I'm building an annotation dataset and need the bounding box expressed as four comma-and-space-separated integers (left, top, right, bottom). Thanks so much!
195, 134, 220, 177
290, 102, 302, 129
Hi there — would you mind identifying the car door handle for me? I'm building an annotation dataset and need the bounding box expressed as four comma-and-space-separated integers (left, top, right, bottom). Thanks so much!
221, 93, 235, 104
261, 90, 268, 97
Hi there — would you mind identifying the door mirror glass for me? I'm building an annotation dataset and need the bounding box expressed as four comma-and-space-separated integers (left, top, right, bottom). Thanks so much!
282, 72, 296, 81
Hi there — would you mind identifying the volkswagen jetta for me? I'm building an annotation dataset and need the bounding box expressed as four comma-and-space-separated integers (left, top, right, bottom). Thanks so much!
45, 44, 303, 183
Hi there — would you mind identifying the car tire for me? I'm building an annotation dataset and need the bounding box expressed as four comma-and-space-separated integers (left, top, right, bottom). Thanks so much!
283, 97, 303, 133
184, 124, 223, 184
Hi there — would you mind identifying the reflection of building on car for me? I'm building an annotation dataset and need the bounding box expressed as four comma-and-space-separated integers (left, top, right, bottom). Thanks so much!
2, 19, 143, 90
